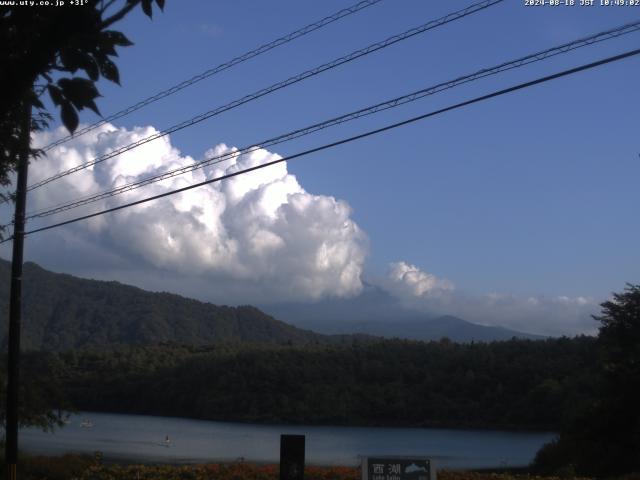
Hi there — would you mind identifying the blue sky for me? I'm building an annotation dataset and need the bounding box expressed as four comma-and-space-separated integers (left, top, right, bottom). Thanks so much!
3, 0, 639, 334
104, 0, 640, 295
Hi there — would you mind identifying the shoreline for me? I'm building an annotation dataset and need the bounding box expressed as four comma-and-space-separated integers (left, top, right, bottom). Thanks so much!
56, 409, 559, 435
19, 411, 553, 471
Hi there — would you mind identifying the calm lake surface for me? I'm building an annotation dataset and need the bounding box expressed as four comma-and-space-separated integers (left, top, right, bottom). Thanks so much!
21, 412, 555, 469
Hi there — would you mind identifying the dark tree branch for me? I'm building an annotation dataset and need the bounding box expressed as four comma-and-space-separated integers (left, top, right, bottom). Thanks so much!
100, 0, 119, 15
101, 1, 140, 29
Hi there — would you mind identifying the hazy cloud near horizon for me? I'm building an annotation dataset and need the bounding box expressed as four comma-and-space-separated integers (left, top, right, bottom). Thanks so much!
0, 124, 602, 336
383, 261, 600, 336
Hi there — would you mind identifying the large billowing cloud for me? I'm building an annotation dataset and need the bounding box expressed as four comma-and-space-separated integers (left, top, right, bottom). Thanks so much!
0, 124, 603, 335
382, 261, 599, 336
16, 124, 368, 302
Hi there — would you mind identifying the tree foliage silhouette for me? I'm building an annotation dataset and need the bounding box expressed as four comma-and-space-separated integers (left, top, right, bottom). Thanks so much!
590, 283, 640, 474
0, 0, 165, 202
0, 0, 165, 428
534, 283, 640, 476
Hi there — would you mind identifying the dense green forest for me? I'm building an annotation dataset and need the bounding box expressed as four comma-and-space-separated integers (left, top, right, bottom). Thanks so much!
1, 336, 597, 432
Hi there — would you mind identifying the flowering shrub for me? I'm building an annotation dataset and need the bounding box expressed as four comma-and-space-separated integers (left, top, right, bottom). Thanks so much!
74, 463, 360, 480
10, 455, 601, 480
73, 464, 599, 480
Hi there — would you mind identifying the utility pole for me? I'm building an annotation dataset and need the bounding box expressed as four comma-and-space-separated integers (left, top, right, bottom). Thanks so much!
5, 97, 31, 480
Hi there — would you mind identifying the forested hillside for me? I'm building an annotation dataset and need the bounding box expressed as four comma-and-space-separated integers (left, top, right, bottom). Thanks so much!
0, 260, 349, 350
7, 336, 597, 431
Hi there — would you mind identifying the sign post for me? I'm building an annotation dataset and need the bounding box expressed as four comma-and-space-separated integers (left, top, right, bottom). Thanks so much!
280, 434, 305, 480
362, 457, 435, 480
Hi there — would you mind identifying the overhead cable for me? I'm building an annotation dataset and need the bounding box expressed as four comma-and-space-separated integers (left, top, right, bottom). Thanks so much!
39, 0, 386, 153
21, 19, 640, 222
2, 47, 635, 243
27, 0, 504, 192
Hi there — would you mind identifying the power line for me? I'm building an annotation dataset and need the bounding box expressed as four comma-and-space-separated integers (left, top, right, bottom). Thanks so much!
3, 47, 636, 244
26, 0, 504, 192
38, 0, 385, 153
20, 19, 640, 222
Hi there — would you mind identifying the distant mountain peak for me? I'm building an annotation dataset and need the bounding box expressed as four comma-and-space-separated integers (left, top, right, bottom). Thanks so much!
261, 288, 544, 342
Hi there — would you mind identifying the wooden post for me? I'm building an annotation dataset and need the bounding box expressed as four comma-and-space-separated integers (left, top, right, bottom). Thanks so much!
280, 434, 305, 480
5, 97, 31, 480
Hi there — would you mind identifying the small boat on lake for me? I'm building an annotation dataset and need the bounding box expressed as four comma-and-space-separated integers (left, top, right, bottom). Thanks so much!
80, 420, 94, 428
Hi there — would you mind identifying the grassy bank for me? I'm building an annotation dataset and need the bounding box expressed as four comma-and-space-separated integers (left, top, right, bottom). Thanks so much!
0, 454, 603, 480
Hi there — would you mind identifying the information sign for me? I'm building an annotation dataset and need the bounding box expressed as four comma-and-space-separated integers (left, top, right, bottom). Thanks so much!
362, 456, 435, 480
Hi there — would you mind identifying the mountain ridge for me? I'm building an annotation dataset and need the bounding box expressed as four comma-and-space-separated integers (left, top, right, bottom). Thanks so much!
0, 259, 352, 350
262, 283, 544, 342
1, 259, 541, 350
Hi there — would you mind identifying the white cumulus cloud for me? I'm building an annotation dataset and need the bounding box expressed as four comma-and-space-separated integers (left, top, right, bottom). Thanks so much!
386, 261, 454, 297
18, 124, 368, 302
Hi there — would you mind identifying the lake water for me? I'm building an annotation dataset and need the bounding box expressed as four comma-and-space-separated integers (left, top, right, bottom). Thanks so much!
20, 412, 555, 469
